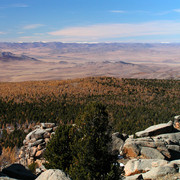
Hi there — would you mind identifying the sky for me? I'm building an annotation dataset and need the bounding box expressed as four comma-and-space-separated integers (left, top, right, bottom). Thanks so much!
1, 0, 180, 43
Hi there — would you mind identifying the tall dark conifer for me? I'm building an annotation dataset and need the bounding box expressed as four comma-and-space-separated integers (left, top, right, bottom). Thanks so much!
44, 102, 119, 179
44, 124, 74, 171
69, 102, 117, 180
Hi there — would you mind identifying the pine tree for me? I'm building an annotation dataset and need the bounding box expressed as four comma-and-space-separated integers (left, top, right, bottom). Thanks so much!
69, 102, 117, 180
44, 102, 119, 179
44, 124, 75, 171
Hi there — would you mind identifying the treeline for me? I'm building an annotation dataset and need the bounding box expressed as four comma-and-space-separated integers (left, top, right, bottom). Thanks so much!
0, 77, 179, 135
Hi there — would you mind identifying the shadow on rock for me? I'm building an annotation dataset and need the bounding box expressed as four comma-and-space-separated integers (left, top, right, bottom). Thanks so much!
1, 163, 37, 180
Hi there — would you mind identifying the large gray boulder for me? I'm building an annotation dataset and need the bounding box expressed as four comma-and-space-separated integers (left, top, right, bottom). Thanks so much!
142, 165, 178, 179
125, 165, 178, 180
124, 159, 180, 179
124, 159, 168, 176
135, 121, 173, 138
140, 147, 165, 159
155, 132, 180, 160
36, 169, 71, 180
154, 132, 180, 145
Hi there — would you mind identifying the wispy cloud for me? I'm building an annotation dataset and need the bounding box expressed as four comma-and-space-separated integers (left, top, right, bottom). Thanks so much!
173, 9, 180, 13
110, 10, 126, 13
33, 33, 45, 36
23, 24, 45, 30
12, 4, 29, 8
17, 32, 25, 34
110, 10, 150, 14
0, 4, 29, 9
157, 8, 180, 15
155, 11, 171, 15
20, 36, 33, 39
0, 32, 6, 35
48, 21, 180, 42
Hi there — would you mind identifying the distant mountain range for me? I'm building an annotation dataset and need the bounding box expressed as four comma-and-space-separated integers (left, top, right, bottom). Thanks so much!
0, 42, 180, 82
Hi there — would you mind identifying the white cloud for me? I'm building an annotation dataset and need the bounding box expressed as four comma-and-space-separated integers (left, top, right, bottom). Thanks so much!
48, 21, 180, 42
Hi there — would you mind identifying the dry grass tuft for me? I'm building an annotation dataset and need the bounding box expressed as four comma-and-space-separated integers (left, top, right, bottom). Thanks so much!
0, 146, 17, 170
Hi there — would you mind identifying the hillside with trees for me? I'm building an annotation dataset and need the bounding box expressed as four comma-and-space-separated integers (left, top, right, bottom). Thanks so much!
0, 77, 179, 139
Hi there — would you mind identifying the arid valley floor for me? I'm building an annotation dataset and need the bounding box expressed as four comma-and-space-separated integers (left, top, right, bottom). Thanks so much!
0, 42, 180, 82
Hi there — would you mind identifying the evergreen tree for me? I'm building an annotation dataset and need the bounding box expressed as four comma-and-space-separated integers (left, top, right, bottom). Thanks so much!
44, 102, 119, 179
69, 102, 117, 180
44, 124, 75, 171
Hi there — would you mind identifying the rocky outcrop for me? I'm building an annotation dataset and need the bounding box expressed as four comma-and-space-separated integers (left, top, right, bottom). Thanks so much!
18, 123, 58, 168
35, 169, 71, 180
123, 119, 180, 160
16, 115, 179, 179
121, 115, 180, 179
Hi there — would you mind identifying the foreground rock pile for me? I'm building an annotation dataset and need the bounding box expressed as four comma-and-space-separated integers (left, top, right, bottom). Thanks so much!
112, 115, 180, 179
11, 115, 179, 180
18, 123, 58, 168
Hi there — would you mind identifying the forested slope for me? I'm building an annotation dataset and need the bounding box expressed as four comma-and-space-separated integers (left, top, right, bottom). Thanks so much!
0, 77, 179, 135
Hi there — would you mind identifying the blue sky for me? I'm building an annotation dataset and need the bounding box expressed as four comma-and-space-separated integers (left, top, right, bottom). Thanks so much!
1, 0, 180, 42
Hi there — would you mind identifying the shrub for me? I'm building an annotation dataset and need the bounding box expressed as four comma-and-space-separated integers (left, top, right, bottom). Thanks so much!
28, 162, 38, 174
